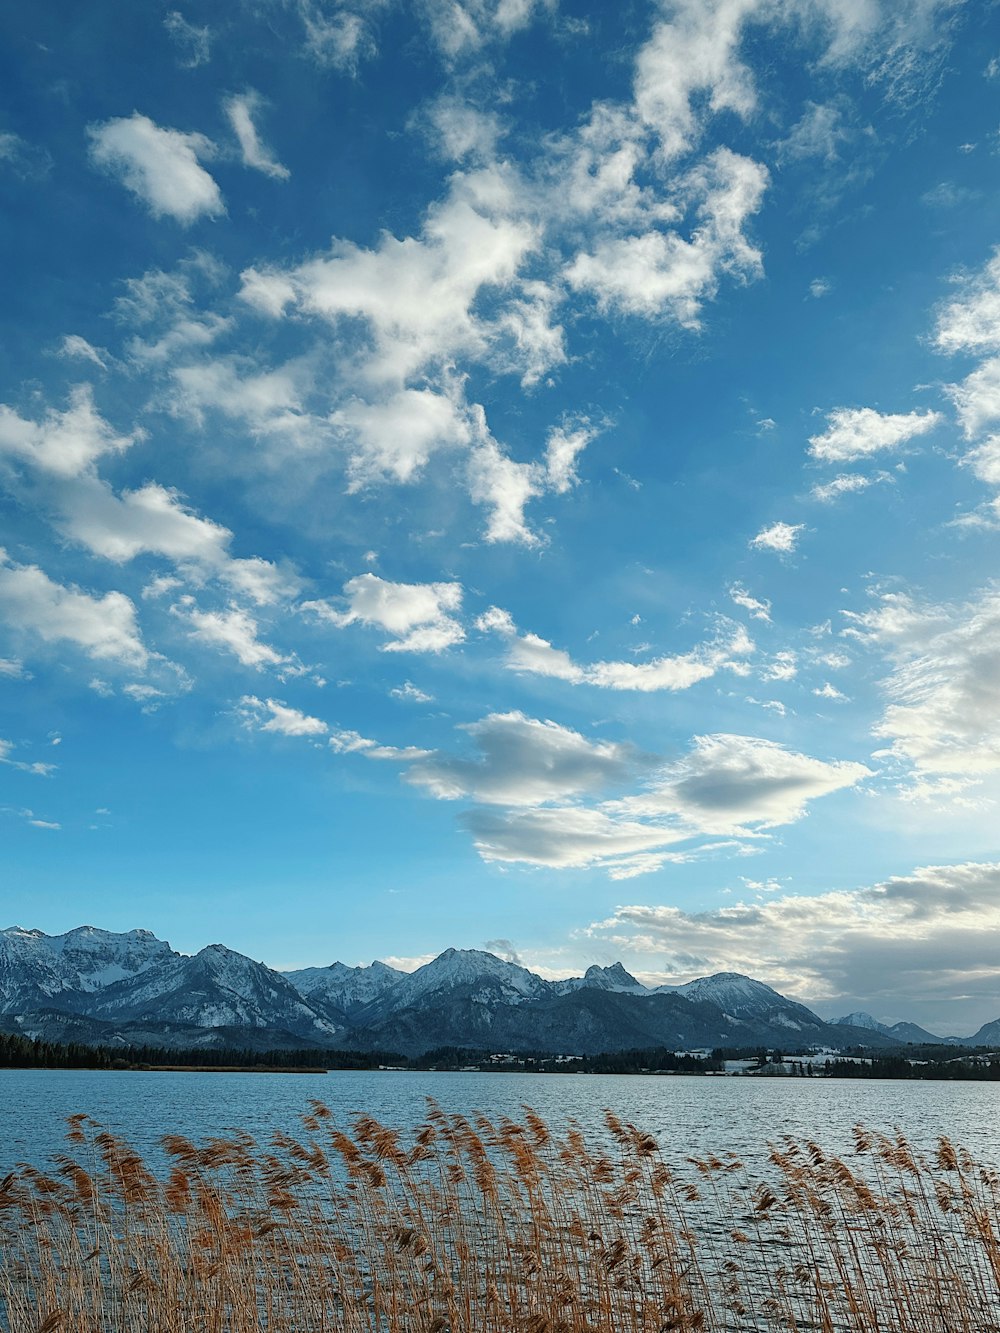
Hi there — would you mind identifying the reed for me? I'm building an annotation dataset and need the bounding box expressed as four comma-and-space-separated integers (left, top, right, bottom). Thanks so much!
2, 1103, 998, 1331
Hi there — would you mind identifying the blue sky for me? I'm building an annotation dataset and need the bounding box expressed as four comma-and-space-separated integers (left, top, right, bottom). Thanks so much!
3, 0, 1000, 1031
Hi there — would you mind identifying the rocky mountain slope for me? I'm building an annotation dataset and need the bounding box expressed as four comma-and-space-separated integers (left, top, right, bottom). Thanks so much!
0, 925, 980, 1055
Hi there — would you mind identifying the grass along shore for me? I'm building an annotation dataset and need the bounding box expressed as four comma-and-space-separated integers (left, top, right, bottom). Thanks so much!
2, 1103, 999, 1331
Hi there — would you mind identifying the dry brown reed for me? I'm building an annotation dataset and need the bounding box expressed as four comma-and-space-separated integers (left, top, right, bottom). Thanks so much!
2, 1104, 999, 1332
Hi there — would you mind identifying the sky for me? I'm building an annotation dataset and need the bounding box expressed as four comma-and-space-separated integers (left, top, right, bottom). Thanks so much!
2, 0, 1000, 1034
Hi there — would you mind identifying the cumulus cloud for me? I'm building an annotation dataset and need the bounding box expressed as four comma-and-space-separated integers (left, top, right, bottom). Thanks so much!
808, 406, 941, 462
464, 804, 691, 874
242, 165, 540, 384
585, 861, 1000, 1033
616, 732, 871, 835
421, 0, 557, 62
390, 681, 434, 703
947, 357, 1000, 441
0, 551, 147, 668
0, 388, 299, 607
328, 729, 430, 761
632, 0, 757, 162
482, 611, 754, 692
750, 521, 804, 553
729, 583, 771, 622
0, 385, 140, 478
224, 91, 289, 180
544, 418, 597, 494
467, 439, 544, 545
565, 149, 768, 325
401, 715, 865, 876
304, 573, 464, 652
935, 248, 1000, 356
240, 695, 327, 736
407, 711, 649, 805
333, 387, 473, 488
88, 113, 224, 224
181, 603, 287, 668
848, 586, 1000, 778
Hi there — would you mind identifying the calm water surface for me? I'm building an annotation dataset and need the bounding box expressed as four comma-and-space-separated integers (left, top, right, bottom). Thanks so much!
2, 1069, 999, 1173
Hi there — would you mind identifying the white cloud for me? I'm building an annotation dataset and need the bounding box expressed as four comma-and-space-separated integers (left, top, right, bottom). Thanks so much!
544, 419, 596, 494
407, 710, 648, 805
182, 603, 286, 668
60, 481, 297, 605
88, 113, 224, 224
849, 586, 1000, 778
585, 861, 1000, 1034
935, 248, 1000, 355
390, 681, 434, 703
168, 356, 316, 443
0, 739, 56, 777
566, 149, 768, 324
0, 385, 140, 478
424, 96, 503, 162
329, 729, 430, 761
333, 387, 473, 488
810, 471, 890, 502
59, 336, 109, 370
467, 439, 544, 545
482, 610, 754, 692
749, 521, 804, 553
761, 650, 797, 681
241, 695, 326, 736
948, 356, 1000, 440
617, 733, 871, 835
298, 2, 375, 71
249, 165, 540, 385
813, 681, 848, 701
0, 551, 147, 668
421, 0, 556, 62
0, 658, 27, 679
808, 406, 941, 462
474, 605, 517, 636
633, 0, 757, 162
304, 573, 465, 652
729, 583, 771, 621
224, 91, 289, 181
809, 277, 832, 298
464, 804, 690, 873
963, 436, 1000, 488
0, 390, 299, 608
164, 11, 211, 67
775, 100, 850, 164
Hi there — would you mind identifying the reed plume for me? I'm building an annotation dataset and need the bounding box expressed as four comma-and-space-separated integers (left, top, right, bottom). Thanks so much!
1, 1104, 998, 1331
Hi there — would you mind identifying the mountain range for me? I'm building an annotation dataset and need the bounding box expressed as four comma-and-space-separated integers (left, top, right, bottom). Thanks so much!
1, 925, 994, 1056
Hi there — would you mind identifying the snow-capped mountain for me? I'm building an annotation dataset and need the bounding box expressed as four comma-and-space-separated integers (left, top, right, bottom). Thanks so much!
553, 963, 649, 995
837, 1011, 948, 1045
89, 945, 342, 1040
0, 925, 975, 1054
653, 972, 837, 1037
0, 928, 339, 1044
283, 960, 404, 1018
0, 925, 173, 1012
361, 948, 552, 1019
837, 1010, 891, 1034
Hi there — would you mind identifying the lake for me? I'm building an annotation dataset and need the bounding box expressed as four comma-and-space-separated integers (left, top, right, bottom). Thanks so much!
2, 1067, 998, 1173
